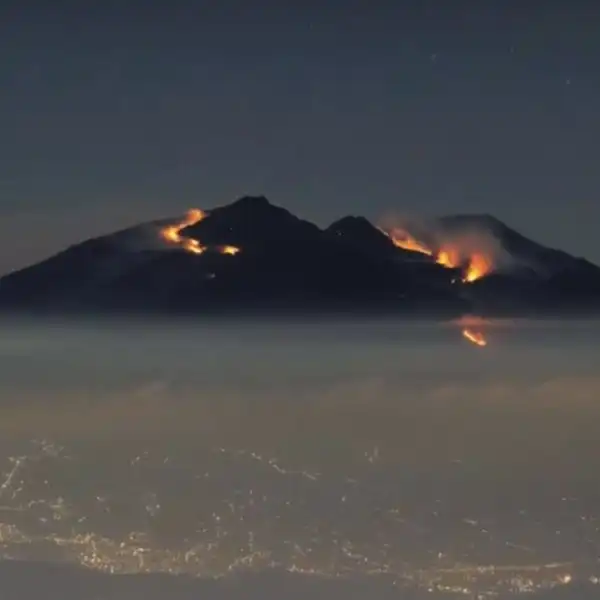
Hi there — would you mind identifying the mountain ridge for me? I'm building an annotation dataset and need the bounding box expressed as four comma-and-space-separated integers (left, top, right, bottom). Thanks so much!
0, 196, 598, 317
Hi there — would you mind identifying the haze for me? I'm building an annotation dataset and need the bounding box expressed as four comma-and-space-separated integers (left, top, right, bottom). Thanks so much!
0, 316, 599, 597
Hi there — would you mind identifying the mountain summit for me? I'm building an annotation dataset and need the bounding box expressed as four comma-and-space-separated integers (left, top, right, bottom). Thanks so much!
0, 196, 598, 317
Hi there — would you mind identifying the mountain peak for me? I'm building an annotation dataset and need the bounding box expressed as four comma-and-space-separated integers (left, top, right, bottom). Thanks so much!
436, 213, 507, 235
216, 195, 285, 216
205, 195, 297, 222
328, 215, 374, 229
180, 194, 322, 251
230, 195, 272, 208
327, 215, 389, 243
326, 215, 426, 261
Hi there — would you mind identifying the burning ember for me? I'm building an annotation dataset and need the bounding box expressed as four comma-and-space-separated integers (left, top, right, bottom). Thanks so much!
462, 328, 487, 347
160, 209, 241, 256
220, 245, 241, 256
381, 227, 493, 283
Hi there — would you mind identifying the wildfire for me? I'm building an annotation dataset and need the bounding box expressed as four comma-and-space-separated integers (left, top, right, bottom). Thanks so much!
160, 208, 207, 248
160, 209, 241, 256
464, 253, 493, 282
386, 228, 433, 256
436, 247, 460, 269
462, 328, 487, 347
219, 245, 241, 255
182, 238, 207, 255
380, 227, 492, 282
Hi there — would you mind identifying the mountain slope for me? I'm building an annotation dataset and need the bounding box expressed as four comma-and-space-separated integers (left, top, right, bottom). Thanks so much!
435, 214, 600, 278
0, 221, 167, 307
0, 197, 597, 316
0, 197, 464, 315
431, 214, 600, 314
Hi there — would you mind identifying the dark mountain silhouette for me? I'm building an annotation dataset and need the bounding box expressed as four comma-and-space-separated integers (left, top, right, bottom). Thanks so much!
326, 215, 412, 260
432, 214, 600, 314
0, 196, 598, 317
436, 214, 599, 278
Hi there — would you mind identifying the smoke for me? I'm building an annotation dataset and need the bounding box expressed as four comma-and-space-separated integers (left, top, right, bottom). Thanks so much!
378, 210, 517, 273
102, 220, 182, 253
434, 226, 512, 270
377, 210, 433, 244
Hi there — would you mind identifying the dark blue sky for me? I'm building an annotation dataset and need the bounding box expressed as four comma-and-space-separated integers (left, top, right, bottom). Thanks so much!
1, 1, 599, 273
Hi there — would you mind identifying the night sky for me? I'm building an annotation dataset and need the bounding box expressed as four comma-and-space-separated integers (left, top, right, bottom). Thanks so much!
1, 1, 599, 274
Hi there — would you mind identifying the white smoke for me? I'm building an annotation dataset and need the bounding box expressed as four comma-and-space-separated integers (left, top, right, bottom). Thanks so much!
378, 210, 517, 272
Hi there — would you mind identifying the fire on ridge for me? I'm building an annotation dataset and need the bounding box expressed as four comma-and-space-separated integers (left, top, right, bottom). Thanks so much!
159, 208, 488, 348
382, 227, 493, 283
162, 210, 489, 277
160, 209, 241, 256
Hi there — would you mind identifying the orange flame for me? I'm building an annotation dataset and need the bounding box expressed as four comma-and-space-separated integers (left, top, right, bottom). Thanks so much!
380, 226, 493, 282
437, 250, 492, 282
182, 238, 207, 255
462, 328, 487, 347
386, 228, 433, 256
160, 208, 207, 253
436, 247, 460, 269
464, 253, 493, 283
160, 209, 241, 256
219, 245, 241, 256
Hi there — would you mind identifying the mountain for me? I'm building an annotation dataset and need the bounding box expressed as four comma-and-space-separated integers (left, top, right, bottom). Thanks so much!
0, 197, 464, 316
326, 215, 412, 260
436, 214, 599, 278
324, 215, 465, 305
0, 196, 598, 317
432, 214, 600, 314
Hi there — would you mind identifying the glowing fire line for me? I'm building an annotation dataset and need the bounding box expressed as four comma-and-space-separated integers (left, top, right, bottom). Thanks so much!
160, 209, 241, 257
381, 227, 492, 283
384, 228, 432, 256
462, 328, 487, 347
